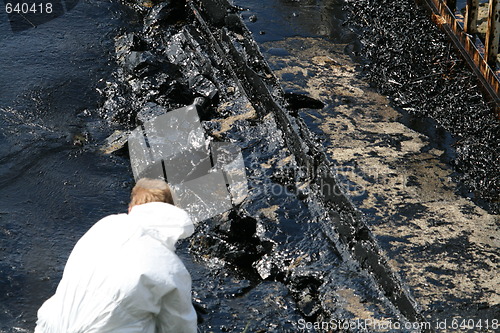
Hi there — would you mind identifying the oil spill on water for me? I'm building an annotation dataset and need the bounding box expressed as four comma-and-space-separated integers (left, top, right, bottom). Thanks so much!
0, 1, 139, 331
1, 0, 498, 332
0, 0, 405, 331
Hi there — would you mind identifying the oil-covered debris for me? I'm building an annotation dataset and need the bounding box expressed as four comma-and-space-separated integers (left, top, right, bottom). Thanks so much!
100, 1, 220, 126
284, 92, 325, 113
345, 0, 500, 213
98, 0, 427, 330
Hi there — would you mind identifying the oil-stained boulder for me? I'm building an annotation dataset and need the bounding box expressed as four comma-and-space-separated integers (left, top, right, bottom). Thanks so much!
123, 51, 159, 76
289, 275, 323, 320
218, 211, 257, 241
195, 0, 233, 27
136, 102, 169, 124
162, 28, 219, 102
115, 33, 147, 59
144, 0, 187, 31
115, 33, 161, 76
284, 92, 325, 111
188, 74, 218, 99
191, 211, 274, 275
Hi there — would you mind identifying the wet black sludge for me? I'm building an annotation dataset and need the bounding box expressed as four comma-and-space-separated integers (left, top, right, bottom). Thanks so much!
0, 1, 139, 330
344, 0, 500, 214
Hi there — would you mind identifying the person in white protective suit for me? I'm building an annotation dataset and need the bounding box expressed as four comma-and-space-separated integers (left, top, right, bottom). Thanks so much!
34, 178, 198, 333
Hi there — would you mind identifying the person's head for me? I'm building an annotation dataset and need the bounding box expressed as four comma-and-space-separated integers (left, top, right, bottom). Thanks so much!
129, 178, 174, 212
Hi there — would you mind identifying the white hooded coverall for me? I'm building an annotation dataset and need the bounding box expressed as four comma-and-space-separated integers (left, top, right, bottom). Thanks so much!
34, 202, 197, 333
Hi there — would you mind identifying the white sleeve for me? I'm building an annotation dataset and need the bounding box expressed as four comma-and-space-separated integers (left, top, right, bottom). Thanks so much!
155, 257, 197, 333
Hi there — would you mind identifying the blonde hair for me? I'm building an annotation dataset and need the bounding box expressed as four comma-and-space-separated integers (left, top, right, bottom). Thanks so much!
129, 178, 174, 208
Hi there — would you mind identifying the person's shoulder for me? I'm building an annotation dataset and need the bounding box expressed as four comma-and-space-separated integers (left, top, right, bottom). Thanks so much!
95, 212, 128, 225
67, 213, 129, 260
157, 202, 193, 222
82, 213, 129, 238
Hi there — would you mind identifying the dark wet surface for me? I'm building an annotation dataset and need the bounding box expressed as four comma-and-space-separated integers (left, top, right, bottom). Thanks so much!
0, 0, 420, 331
236, 0, 357, 45
0, 0, 135, 330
